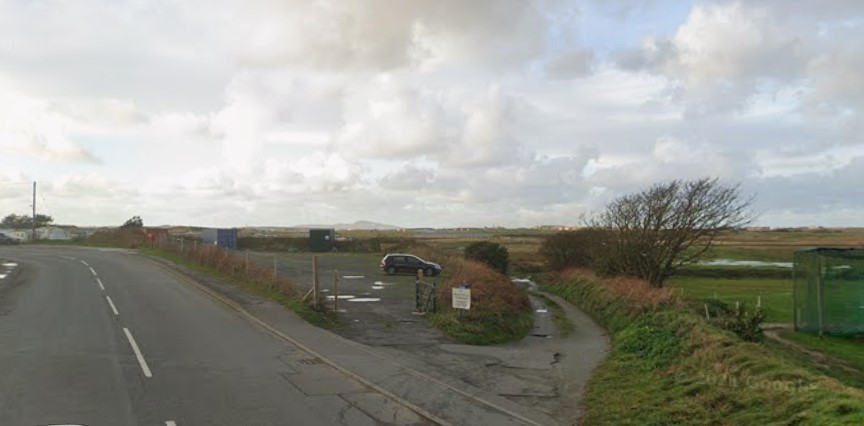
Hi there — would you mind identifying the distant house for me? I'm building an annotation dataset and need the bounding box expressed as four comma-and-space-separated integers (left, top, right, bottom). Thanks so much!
0, 229, 30, 241
37, 227, 72, 240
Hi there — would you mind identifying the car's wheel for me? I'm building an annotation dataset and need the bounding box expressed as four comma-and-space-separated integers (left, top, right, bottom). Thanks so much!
386, 266, 396, 275
424, 268, 434, 276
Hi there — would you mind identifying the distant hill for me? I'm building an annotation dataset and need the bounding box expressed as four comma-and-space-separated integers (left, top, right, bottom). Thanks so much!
292, 220, 401, 231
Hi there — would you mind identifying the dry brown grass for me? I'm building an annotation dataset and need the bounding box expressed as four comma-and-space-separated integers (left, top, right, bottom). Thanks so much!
437, 258, 531, 317
164, 241, 299, 297
559, 268, 679, 309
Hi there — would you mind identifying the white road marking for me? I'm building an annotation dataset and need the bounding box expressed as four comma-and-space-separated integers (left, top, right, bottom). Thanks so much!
123, 328, 152, 378
96, 278, 105, 291
348, 298, 381, 302
79, 260, 89, 266
0, 274, 6, 279
166, 421, 177, 426
105, 296, 119, 316
89, 266, 98, 276
342, 275, 365, 279
2, 262, 16, 267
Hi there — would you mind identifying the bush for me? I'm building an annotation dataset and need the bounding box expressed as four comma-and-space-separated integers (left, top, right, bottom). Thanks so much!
539, 229, 615, 272
463, 241, 509, 274
427, 252, 532, 345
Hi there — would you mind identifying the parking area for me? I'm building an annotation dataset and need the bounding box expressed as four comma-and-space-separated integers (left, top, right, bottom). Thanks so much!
245, 251, 451, 346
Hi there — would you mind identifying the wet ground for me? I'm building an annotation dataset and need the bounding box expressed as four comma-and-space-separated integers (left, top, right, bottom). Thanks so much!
246, 251, 609, 422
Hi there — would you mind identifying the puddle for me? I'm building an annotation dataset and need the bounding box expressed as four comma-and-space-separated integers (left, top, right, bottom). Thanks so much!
348, 298, 381, 302
700, 259, 793, 268
343, 275, 365, 279
325, 295, 356, 300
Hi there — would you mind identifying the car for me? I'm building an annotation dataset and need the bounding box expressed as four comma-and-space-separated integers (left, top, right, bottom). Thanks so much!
0, 233, 19, 245
380, 253, 442, 276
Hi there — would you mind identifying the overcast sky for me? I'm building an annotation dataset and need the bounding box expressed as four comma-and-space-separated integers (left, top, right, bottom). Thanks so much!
1, 0, 862, 228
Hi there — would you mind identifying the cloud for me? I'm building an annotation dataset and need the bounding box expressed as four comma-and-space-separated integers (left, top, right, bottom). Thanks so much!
230, 0, 554, 70
546, 49, 596, 78
0, 87, 100, 163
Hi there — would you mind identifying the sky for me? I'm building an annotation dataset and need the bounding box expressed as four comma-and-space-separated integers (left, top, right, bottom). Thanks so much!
0, 0, 862, 228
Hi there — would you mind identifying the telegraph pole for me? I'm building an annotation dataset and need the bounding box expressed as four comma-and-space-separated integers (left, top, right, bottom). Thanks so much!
31, 181, 36, 241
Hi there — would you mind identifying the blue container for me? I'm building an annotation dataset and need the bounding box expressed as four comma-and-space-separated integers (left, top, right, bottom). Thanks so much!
202, 228, 238, 250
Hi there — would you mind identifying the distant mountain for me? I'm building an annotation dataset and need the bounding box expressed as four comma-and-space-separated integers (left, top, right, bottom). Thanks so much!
292, 220, 401, 230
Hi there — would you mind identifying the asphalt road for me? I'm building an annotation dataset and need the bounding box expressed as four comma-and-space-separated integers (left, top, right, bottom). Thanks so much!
0, 246, 397, 426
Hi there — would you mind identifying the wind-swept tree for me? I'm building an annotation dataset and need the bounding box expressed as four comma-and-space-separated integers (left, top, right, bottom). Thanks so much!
590, 178, 753, 287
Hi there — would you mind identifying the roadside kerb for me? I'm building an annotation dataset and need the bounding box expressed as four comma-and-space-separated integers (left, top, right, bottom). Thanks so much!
145, 255, 559, 426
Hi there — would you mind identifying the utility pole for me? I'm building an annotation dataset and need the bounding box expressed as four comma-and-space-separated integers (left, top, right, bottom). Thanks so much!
31, 181, 36, 241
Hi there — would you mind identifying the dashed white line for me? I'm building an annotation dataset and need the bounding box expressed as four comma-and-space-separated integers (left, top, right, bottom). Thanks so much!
105, 296, 119, 316
79, 260, 89, 266
96, 277, 105, 291
89, 266, 98, 276
166, 421, 177, 426
122, 327, 152, 378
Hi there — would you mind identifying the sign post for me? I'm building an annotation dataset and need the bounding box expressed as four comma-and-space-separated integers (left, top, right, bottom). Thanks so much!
452, 284, 471, 320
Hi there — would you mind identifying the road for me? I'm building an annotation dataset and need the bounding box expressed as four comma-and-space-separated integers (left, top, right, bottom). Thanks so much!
0, 246, 413, 426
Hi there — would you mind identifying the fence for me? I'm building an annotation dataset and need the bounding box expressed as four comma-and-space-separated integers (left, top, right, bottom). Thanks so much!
793, 248, 864, 336
154, 236, 307, 305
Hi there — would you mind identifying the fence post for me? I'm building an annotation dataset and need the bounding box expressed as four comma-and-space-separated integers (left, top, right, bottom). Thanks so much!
816, 256, 825, 337
704, 304, 710, 320
333, 269, 339, 313
312, 255, 319, 310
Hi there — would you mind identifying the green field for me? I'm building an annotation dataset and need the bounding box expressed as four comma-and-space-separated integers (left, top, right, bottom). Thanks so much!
667, 276, 793, 323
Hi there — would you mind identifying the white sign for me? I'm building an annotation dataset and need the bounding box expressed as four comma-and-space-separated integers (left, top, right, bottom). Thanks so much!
452, 287, 471, 310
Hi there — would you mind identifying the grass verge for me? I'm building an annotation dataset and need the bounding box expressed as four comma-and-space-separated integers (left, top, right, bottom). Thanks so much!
779, 331, 864, 373
529, 290, 574, 337
427, 310, 533, 345
142, 248, 341, 329
542, 269, 864, 425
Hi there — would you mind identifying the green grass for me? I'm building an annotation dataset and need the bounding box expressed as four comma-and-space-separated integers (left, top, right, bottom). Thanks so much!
529, 291, 574, 337
779, 331, 864, 373
426, 310, 533, 345
668, 276, 792, 323
141, 248, 342, 329
705, 245, 797, 262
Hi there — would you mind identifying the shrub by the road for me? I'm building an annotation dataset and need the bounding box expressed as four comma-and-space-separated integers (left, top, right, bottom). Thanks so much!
428, 255, 532, 345
463, 241, 509, 274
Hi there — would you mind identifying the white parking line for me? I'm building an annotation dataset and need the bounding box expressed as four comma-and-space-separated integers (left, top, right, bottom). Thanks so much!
166, 421, 177, 426
105, 296, 119, 316
123, 327, 152, 378
96, 277, 105, 291
89, 266, 98, 276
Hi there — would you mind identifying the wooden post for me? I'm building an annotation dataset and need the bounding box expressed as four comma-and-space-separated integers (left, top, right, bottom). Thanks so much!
312, 256, 319, 309
333, 269, 339, 313
704, 304, 710, 320
757, 296, 761, 308
816, 256, 825, 337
